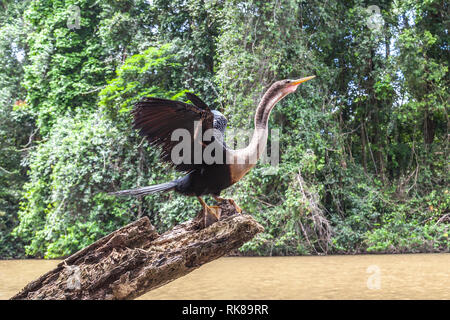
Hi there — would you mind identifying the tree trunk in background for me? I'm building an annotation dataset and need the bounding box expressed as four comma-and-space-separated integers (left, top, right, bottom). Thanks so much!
373, 103, 385, 182
424, 108, 436, 145
361, 118, 367, 174
11, 201, 263, 300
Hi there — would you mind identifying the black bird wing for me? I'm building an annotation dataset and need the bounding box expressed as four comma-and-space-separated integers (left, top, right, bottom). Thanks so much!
186, 92, 228, 135
132, 95, 215, 172
185, 92, 211, 111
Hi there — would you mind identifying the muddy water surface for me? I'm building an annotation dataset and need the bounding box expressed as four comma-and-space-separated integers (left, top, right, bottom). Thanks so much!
1, 254, 448, 300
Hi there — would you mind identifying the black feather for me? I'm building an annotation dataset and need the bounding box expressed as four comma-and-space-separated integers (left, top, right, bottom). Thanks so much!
185, 92, 211, 111
132, 96, 216, 172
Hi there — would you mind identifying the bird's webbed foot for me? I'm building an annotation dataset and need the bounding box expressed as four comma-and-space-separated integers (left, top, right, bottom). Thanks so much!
213, 195, 242, 214
197, 196, 221, 228
196, 196, 242, 229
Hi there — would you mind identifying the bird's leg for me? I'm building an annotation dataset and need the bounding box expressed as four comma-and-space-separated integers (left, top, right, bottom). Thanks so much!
213, 195, 242, 214
197, 196, 221, 227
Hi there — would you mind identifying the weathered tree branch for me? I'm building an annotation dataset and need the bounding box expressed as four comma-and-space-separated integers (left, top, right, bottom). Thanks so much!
11, 201, 263, 300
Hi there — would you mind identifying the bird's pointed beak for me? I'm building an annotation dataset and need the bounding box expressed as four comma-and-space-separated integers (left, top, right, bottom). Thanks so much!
290, 75, 316, 86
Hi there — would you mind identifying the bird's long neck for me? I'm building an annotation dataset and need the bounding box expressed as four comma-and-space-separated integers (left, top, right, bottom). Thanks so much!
244, 87, 285, 160
227, 87, 285, 183
239, 88, 285, 164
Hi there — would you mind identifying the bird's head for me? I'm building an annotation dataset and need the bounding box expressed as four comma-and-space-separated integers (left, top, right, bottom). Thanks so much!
278, 76, 316, 95
261, 76, 316, 110
256, 75, 317, 124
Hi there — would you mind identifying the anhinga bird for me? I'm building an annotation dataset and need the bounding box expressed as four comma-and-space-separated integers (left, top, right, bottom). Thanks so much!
111, 76, 315, 226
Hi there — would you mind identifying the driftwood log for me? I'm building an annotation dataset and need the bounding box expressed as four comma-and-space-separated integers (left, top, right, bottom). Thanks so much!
11, 201, 263, 300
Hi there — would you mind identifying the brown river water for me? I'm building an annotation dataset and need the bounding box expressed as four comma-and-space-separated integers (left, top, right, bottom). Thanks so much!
1, 254, 449, 300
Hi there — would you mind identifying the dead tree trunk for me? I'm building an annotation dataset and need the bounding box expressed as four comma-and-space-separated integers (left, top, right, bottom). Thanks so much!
11, 201, 263, 300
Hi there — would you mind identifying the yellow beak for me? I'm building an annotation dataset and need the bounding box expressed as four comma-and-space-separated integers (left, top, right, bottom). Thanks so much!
290, 75, 316, 86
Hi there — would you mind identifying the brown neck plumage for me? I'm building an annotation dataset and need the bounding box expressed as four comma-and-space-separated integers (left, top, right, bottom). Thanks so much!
246, 84, 287, 160
254, 85, 285, 129
227, 84, 287, 183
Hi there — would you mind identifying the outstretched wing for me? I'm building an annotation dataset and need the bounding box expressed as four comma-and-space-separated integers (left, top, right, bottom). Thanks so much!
185, 92, 228, 134
132, 96, 214, 172
185, 92, 211, 111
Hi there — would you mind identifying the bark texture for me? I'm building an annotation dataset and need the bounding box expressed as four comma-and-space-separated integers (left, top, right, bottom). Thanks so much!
11, 201, 263, 300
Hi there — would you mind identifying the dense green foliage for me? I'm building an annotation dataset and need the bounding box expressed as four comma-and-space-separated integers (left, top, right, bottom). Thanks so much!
0, 0, 34, 257
0, 0, 448, 258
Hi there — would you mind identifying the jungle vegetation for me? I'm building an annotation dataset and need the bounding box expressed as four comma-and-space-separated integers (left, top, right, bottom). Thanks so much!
0, 0, 448, 258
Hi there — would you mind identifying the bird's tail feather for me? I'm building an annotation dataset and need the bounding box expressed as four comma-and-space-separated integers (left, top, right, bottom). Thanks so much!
109, 180, 178, 197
